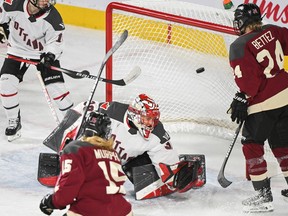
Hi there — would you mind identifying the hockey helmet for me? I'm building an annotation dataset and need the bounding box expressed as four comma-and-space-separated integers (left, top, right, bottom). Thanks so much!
127, 94, 160, 140
233, 3, 262, 35
84, 111, 112, 140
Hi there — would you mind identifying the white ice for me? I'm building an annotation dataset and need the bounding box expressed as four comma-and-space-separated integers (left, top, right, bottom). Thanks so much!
0, 25, 287, 216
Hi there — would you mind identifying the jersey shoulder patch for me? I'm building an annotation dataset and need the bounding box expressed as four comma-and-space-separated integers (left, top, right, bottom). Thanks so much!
99, 101, 129, 123
152, 122, 170, 144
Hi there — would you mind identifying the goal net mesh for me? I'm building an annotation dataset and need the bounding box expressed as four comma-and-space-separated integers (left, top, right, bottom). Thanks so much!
106, 0, 281, 178
106, 0, 238, 138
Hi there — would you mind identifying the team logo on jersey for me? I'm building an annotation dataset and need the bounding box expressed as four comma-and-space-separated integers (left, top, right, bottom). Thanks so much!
163, 132, 170, 141
59, 23, 65, 29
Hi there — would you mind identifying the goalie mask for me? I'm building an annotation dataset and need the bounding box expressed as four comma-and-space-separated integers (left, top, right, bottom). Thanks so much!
127, 94, 160, 140
233, 3, 262, 35
29, 0, 56, 11
83, 111, 112, 140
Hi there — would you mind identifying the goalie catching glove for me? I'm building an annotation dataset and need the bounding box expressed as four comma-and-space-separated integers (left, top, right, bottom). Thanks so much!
173, 160, 201, 193
160, 154, 206, 193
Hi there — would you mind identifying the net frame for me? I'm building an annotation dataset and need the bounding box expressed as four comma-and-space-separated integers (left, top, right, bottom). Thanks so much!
105, 0, 282, 179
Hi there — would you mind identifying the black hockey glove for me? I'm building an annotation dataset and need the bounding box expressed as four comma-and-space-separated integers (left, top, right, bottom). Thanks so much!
0, 23, 9, 43
39, 194, 55, 215
228, 92, 248, 124
37, 52, 55, 73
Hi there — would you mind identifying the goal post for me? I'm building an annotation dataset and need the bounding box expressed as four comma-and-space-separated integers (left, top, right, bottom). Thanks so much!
105, 0, 238, 137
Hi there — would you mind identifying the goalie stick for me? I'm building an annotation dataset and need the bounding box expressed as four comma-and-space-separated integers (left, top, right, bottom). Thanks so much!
76, 29, 129, 139
0, 52, 139, 86
217, 121, 244, 188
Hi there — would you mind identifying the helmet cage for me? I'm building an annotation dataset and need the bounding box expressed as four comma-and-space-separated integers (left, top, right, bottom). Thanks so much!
127, 94, 160, 140
233, 3, 262, 35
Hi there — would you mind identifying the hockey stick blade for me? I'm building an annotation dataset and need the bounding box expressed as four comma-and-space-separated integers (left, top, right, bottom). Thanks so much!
217, 164, 232, 188
122, 65, 141, 85
217, 121, 243, 188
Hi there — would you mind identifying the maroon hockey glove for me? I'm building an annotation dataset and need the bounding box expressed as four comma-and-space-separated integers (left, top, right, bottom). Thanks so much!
228, 92, 248, 124
40, 194, 55, 215
37, 52, 55, 73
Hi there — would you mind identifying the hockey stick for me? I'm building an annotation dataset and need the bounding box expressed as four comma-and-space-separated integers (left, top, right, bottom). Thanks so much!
0, 53, 137, 86
36, 71, 61, 124
217, 121, 244, 188
76, 29, 128, 139
6, 57, 61, 124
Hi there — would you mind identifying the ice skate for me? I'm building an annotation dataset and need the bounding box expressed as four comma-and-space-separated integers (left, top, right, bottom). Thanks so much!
242, 187, 274, 213
5, 115, 22, 142
281, 189, 288, 203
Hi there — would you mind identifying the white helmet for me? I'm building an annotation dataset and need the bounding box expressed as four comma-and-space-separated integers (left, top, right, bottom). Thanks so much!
127, 94, 160, 140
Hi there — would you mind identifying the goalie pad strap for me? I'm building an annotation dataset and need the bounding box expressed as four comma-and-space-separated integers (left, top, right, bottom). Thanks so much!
38, 153, 60, 187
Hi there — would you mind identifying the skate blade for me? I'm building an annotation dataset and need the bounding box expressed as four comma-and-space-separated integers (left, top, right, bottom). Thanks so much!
283, 196, 288, 203
7, 131, 21, 142
243, 202, 274, 213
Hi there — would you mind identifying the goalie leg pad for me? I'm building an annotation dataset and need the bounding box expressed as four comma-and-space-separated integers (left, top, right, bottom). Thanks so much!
38, 153, 60, 187
132, 164, 175, 200
43, 109, 81, 153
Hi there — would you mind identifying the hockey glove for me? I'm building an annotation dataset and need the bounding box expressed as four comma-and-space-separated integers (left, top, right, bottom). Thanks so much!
173, 161, 199, 193
228, 92, 248, 124
0, 23, 9, 43
40, 194, 55, 215
37, 52, 55, 73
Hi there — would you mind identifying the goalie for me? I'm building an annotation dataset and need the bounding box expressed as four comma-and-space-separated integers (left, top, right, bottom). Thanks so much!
39, 93, 206, 200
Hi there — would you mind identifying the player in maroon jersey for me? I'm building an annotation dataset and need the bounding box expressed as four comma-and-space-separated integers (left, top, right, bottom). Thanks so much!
227, 3, 288, 213
39, 111, 133, 216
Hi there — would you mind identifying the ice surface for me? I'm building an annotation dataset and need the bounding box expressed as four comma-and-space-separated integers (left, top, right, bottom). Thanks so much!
0, 25, 286, 216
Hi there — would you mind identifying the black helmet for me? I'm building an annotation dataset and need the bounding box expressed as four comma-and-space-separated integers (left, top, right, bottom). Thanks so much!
84, 111, 112, 140
233, 3, 262, 35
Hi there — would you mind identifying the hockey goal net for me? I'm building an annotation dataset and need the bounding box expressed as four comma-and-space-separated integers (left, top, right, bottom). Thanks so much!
105, 0, 238, 137
105, 0, 281, 179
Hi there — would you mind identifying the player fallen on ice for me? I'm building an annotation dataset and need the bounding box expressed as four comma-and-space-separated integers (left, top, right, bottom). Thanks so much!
228, 3, 288, 213
38, 93, 206, 200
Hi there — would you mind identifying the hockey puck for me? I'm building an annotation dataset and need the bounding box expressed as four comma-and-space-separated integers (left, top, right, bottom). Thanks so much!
196, 67, 205, 73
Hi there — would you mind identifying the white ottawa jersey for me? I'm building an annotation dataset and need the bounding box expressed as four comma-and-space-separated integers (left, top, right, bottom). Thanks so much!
0, 0, 64, 59
97, 101, 179, 176
69, 101, 179, 177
